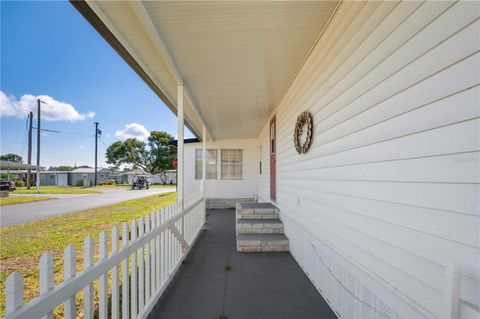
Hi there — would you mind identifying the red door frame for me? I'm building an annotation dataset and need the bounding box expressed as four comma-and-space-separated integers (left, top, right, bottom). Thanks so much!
270, 116, 276, 201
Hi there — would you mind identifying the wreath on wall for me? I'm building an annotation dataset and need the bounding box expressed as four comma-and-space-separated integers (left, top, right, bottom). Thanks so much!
294, 111, 313, 154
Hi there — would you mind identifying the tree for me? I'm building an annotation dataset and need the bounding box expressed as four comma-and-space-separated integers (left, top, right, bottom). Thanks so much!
0, 153, 23, 163
106, 131, 176, 175
48, 166, 74, 171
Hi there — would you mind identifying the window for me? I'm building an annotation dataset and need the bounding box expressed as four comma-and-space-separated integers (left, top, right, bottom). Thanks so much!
221, 149, 242, 180
270, 122, 275, 154
195, 148, 243, 180
195, 149, 217, 179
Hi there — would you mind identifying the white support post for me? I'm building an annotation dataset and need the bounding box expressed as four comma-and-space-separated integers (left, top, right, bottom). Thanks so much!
443, 262, 461, 319
63, 245, 76, 319
177, 85, 184, 210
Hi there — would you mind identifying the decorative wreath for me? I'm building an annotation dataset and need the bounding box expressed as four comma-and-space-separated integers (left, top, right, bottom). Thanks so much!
293, 111, 313, 154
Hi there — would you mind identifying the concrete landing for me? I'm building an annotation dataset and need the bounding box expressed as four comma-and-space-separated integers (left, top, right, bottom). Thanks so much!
148, 210, 336, 319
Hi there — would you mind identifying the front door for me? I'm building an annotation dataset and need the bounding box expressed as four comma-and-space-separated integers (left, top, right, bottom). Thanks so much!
270, 116, 276, 201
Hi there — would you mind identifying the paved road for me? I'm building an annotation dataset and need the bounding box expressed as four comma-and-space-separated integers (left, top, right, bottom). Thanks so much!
0, 187, 175, 227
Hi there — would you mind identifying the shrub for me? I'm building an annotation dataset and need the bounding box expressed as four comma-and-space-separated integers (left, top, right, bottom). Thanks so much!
75, 180, 84, 187
16, 181, 25, 187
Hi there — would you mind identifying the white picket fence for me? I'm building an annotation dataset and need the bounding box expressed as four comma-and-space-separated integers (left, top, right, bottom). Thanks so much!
3, 192, 205, 319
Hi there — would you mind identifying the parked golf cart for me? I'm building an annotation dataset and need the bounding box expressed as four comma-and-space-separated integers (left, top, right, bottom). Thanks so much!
131, 175, 150, 190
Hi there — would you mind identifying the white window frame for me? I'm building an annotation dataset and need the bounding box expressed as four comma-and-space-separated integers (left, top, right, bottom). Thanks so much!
195, 148, 243, 180
220, 149, 243, 180
195, 149, 218, 180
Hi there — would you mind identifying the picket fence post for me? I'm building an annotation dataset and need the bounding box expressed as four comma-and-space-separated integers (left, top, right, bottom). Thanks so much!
99, 231, 108, 319
83, 237, 94, 319
112, 226, 119, 319
121, 222, 130, 319
5, 272, 23, 315
63, 244, 76, 319
130, 219, 137, 318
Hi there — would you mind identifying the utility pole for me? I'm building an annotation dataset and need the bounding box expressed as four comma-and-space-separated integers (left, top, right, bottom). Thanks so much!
94, 122, 100, 186
36, 99, 41, 193
26, 112, 33, 189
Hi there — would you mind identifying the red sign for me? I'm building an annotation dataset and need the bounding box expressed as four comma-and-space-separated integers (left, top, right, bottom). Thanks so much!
172, 159, 178, 167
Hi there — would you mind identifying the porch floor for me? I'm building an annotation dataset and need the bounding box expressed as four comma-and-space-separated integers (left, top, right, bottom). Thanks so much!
148, 209, 336, 319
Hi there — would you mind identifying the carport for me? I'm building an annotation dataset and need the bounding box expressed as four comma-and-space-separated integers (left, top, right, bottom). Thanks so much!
0, 160, 45, 192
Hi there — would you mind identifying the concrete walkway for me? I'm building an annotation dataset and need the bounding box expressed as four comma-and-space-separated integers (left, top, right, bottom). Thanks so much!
149, 210, 336, 319
0, 187, 175, 227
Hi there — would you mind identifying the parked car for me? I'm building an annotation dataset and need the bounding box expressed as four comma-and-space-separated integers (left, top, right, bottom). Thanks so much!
0, 179, 16, 191
131, 175, 149, 190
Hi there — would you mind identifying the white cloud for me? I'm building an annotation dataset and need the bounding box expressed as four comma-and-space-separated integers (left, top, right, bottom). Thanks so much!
115, 123, 150, 141
0, 91, 94, 121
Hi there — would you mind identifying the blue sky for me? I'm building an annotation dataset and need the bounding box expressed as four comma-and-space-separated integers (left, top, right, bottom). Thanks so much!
1, 1, 190, 168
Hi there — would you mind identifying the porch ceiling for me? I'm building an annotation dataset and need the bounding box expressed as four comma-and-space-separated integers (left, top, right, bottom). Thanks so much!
74, 1, 339, 140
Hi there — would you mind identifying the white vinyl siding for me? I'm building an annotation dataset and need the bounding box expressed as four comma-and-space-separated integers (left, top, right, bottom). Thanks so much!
258, 1, 480, 319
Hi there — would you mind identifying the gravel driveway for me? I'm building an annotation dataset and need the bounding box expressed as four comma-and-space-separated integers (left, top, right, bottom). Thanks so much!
0, 187, 175, 227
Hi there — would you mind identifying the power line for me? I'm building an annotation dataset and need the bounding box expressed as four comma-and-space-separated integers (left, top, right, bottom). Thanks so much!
101, 136, 121, 141
99, 138, 108, 148
32, 127, 61, 133
47, 130, 94, 137
2, 136, 92, 145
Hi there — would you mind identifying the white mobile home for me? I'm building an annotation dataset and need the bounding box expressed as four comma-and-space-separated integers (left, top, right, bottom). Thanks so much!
69, 167, 111, 186
0, 170, 69, 187
71, 1, 480, 318
5, 2, 478, 319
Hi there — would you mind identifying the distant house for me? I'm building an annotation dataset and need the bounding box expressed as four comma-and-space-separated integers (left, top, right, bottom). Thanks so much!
39, 171, 69, 186
162, 169, 177, 185
69, 168, 111, 186
0, 170, 69, 186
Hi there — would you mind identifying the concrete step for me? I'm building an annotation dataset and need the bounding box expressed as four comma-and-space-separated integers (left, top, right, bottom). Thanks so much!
237, 234, 289, 252
237, 219, 284, 234
236, 202, 280, 220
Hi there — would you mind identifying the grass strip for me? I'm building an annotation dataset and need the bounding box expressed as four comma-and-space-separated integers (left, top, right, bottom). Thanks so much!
0, 192, 176, 317
0, 196, 56, 206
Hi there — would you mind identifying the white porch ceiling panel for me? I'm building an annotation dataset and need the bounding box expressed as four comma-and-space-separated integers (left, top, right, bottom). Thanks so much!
87, 1, 339, 140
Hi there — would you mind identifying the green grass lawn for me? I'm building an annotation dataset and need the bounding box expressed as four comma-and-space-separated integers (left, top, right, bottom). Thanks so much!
12, 186, 100, 195
0, 196, 56, 206
0, 192, 176, 317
